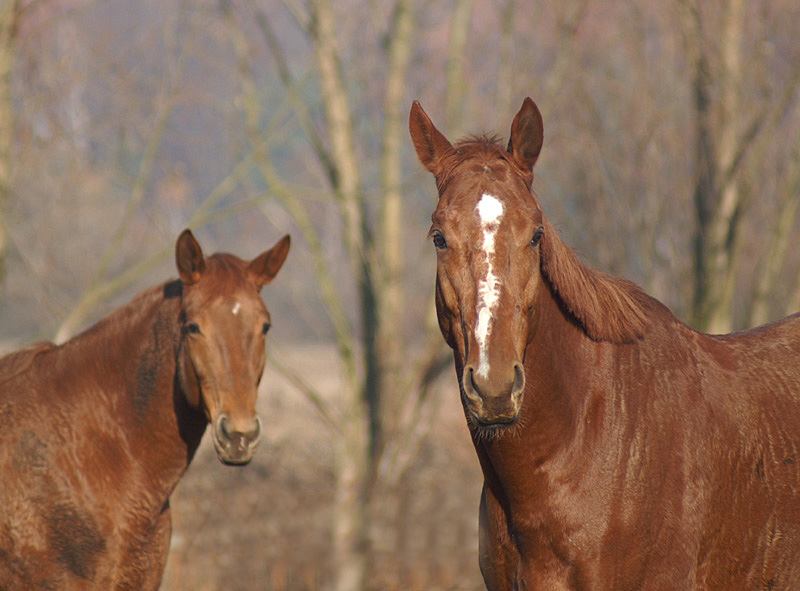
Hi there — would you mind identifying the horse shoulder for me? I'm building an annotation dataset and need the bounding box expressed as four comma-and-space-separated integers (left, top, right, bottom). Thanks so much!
0, 338, 173, 589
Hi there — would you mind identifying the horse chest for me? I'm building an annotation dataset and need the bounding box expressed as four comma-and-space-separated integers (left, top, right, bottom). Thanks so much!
485, 447, 676, 589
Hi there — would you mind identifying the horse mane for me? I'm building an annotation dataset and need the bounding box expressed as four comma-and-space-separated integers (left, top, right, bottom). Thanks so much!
0, 341, 56, 383
459, 134, 505, 150
539, 217, 654, 344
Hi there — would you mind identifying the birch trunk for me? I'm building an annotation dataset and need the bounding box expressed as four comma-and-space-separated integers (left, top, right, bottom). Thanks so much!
308, 2, 371, 590
684, 0, 746, 333
0, 0, 18, 288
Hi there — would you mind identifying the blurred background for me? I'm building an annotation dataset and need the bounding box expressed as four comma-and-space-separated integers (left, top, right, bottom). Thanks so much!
1, 0, 799, 589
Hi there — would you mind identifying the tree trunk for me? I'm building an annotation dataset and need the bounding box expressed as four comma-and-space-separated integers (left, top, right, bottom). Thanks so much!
0, 0, 18, 290
750, 175, 800, 326
309, 2, 372, 589
444, 0, 473, 134
685, 0, 745, 333
377, 0, 415, 457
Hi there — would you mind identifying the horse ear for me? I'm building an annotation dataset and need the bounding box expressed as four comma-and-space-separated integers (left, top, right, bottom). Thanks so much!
409, 100, 453, 175
248, 234, 291, 290
507, 97, 544, 171
176, 229, 206, 285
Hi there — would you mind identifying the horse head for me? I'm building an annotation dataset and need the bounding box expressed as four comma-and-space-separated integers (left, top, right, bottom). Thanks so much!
175, 229, 290, 464
410, 98, 545, 431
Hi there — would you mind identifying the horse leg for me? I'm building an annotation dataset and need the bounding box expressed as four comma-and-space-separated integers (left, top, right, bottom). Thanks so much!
479, 483, 519, 591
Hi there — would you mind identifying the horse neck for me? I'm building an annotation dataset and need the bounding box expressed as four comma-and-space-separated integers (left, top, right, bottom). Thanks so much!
60, 283, 205, 491
507, 224, 656, 450
532, 282, 602, 414
477, 282, 606, 472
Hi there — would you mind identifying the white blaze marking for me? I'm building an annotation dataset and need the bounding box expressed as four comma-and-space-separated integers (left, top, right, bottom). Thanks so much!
475, 193, 503, 378
232, 302, 241, 315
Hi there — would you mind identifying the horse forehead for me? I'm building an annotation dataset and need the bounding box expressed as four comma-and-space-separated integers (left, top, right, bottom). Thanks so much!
216, 292, 265, 314
435, 188, 538, 235
183, 276, 266, 318
439, 156, 536, 210
477, 193, 504, 222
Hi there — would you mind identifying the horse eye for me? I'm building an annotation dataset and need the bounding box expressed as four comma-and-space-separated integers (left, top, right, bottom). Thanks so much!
432, 231, 448, 250
530, 227, 544, 248
262, 322, 271, 336
184, 322, 201, 335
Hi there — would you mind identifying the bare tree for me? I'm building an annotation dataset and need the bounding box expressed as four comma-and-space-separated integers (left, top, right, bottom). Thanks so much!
223, 1, 452, 588
747, 74, 800, 325
680, 0, 744, 332
678, 0, 800, 332
0, 0, 21, 289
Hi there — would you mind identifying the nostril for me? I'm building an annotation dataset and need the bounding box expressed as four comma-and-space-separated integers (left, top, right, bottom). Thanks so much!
463, 365, 482, 400
248, 416, 262, 444
513, 363, 525, 394
216, 414, 231, 441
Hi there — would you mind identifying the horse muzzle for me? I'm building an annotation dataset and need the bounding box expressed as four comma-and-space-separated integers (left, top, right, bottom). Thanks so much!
461, 362, 525, 427
212, 413, 262, 465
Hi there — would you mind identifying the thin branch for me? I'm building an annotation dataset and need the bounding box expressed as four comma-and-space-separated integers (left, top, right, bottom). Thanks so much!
248, 0, 337, 186
223, 5, 359, 394
53, 150, 260, 343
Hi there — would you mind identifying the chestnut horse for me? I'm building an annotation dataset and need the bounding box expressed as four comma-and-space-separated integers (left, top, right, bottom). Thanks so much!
0, 229, 290, 590
410, 97, 800, 590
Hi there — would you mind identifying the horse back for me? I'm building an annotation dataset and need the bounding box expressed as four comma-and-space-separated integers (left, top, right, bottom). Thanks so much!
707, 312, 800, 417
0, 342, 55, 384
647, 314, 800, 588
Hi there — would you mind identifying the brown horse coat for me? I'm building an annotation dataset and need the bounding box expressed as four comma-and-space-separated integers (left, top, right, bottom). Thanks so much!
410, 97, 800, 590
0, 230, 289, 590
